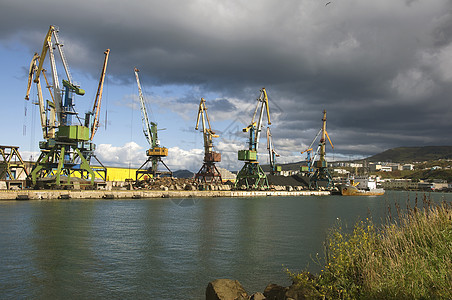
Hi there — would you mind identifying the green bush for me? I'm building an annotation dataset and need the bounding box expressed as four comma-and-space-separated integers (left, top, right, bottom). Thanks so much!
288, 201, 452, 299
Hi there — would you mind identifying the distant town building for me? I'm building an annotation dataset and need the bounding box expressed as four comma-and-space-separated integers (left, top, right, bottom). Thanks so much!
387, 163, 403, 171
380, 166, 392, 172
381, 179, 418, 190
433, 182, 448, 190
334, 168, 349, 175
380, 179, 451, 191
331, 162, 363, 168
403, 164, 414, 170
418, 181, 434, 190
350, 163, 363, 168
403, 164, 414, 171
369, 163, 382, 172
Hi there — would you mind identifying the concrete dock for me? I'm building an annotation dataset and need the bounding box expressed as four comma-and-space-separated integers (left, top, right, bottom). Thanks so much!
0, 189, 330, 200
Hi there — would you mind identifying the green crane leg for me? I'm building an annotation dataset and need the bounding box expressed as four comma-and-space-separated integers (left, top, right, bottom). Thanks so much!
56, 146, 65, 186
30, 150, 53, 186
75, 148, 95, 185
234, 162, 269, 190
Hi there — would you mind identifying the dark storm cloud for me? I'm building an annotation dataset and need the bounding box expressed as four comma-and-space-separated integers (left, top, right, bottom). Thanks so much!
2, 0, 452, 159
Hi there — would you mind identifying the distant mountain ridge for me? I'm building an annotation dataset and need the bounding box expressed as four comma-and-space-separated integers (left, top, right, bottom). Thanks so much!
366, 146, 452, 163
262, 146, 452, 171
172, 169, 194, 178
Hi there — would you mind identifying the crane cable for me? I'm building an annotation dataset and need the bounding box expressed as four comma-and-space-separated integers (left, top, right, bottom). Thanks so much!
104, 74, 109, 131
128, 83, 135, 177
141, 83, 156, 126
28, 84, 38, 161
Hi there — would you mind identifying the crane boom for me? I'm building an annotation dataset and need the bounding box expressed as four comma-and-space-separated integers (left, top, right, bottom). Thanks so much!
41, 69, 55, 103
195, 98, 205, 132
134, 68, 153, 146
25, 53, 55, 139
195, 98, 219, 155
34, 26, 54, 85
325, 130, 334, 149
252, 88, 271, 152
33, 25, 81, 126
25, 52, 39, 101
90, 49, 110, 140
195, 98, 215, 133
266, 127, 280, 174
52, 28, 72, 83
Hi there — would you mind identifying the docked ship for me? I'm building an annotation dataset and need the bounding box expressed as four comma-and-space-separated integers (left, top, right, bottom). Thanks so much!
338, 176, 385, 196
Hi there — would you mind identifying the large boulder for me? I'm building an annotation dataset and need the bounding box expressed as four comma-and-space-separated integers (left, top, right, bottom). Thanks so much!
206, 279, 248, 300
263, 283, 288, 300
249, 292, 266, 299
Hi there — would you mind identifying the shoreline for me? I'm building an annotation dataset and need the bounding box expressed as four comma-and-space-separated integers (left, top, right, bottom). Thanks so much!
0, 189, 330, 200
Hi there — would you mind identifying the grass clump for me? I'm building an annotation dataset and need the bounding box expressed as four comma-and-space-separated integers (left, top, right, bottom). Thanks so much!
289, 201, 452, 299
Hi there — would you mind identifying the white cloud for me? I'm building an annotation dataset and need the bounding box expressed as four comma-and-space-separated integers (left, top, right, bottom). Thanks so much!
96, 142, 145, 168
165, 146, 203, 171
3, 0, 452, 163
20, 150, 40, 162
420, 42, 452, 83
391, 68, 436, 100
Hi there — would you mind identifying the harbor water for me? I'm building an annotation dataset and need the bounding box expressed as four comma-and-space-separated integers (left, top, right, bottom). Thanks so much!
1, 191, 451, 299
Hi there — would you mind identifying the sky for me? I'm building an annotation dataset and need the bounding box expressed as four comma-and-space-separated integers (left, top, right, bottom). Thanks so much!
1, 0, 451, 172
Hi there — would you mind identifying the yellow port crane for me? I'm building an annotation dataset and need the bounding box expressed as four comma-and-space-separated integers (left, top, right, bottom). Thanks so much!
310, 109, 334, 189
88, 49, 110, 141
134, 68, 172, 180
194, 98, 222, 184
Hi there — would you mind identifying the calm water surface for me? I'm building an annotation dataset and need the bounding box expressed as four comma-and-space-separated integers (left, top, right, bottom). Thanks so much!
1, 191, 451, 299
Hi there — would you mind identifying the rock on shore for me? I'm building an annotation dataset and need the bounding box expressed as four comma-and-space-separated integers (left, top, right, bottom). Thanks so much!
206, 278, 322, 300
206, 279, 249, 300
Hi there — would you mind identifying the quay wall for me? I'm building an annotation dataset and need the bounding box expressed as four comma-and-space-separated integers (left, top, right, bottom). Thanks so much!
0, 189, 330, 200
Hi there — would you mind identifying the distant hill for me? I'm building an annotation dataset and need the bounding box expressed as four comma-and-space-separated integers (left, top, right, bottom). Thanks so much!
366, 146, 452, 163
173, 169, 195, 178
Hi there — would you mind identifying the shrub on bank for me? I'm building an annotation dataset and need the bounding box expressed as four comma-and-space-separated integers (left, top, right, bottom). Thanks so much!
288, 200, 452, 299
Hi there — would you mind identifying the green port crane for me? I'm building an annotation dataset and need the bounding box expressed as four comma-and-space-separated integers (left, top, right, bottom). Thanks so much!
25, 25, 109, 188
309, 110, 334, 189
234, 88, 272, 190
195, 98, 222, 184
134, 68, 172, 180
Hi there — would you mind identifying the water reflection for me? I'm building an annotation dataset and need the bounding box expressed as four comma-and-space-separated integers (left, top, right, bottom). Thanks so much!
0, 191, 450, 299
31, 201, 98, 299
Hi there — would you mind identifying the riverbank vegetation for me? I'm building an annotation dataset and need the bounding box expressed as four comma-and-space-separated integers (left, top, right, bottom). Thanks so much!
288, 198, 452, 299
